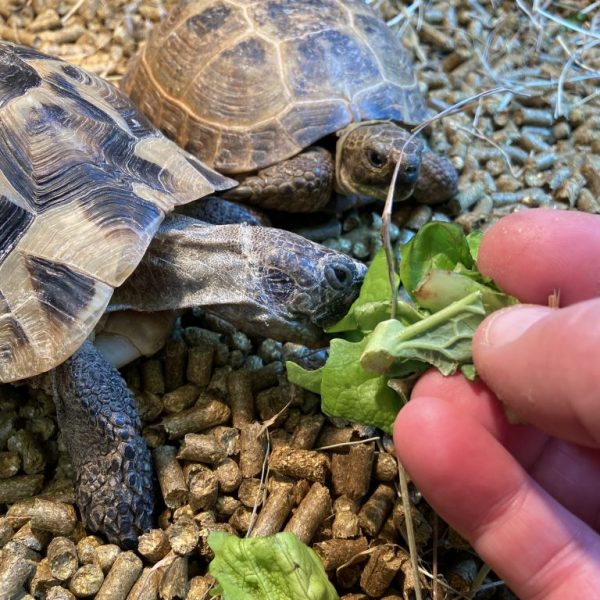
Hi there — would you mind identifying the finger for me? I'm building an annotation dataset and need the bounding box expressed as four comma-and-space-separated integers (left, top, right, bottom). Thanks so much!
394, 394, 600, 599
530, 439, 600, 532
412, 371, 548, 460
477, 209, 600, 305
413, 371, 600, 529
473, 300, 600, 448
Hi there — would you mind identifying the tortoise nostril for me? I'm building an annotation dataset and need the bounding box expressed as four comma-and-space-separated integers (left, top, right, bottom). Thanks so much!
334, 266, 350, 284
325, 263, 353, 290
400, 162, 419, 186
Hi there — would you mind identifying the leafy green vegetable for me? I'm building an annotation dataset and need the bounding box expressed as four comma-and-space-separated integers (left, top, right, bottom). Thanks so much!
286, 361, 323, 394
466, 230, 483, 261
460, 364, 477, 380
320, 336, 407, 434
400, 222, 474, 299
287, 222, 518, 433
328, 249, 426, 335
413, 269, 517, 313
361, 292, 486, 376
208, 531, 339, 600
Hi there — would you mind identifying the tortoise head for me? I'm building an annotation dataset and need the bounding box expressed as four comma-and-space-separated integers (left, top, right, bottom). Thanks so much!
205, 226, 367, 347
336, 122, 423, 202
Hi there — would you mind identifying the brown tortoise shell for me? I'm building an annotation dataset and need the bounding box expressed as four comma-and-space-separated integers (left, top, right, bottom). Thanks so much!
121, 0, 429, 175
0, 41, 232, 383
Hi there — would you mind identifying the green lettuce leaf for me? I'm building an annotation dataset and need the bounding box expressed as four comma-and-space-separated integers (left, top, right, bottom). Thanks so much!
360, 292, 487, 377
414, 269, 518, 313
320, 336, 409, 434
466, 230, 483, 261
335, 299, 425, 333
208, 531, 339, 600
286, 361, 323, 394
400, 222, 474, 299
460, 363, 477, 380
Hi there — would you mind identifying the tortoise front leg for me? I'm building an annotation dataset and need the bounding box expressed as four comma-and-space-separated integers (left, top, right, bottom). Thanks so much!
223, 147, 334, 212
412, 146, 458, 204
53, 341, 154, 548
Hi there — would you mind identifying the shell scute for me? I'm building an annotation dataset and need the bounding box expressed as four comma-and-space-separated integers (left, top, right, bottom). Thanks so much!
284, 29, 381, 100
25, 255, 98, 328
352, 81, 428, 123
191, 35, 286, 129
352, 13, 419, 92
247, 0, 348, 41
280, 100, 352, 148
185, 1, 232, 36
184, 120, 221, 166
246, 124, 298, 173
0, 50, 42, 108
0, 306, 29, 367
0, 197, 34, 264
146, 0, 248, 104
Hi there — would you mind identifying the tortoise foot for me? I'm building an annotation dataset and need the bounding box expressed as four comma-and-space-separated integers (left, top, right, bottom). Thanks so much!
76, 433, 154, 548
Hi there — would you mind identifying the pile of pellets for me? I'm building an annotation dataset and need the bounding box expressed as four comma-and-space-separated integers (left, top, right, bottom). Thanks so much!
0, 329, 424, 599
0, 0, 598, 598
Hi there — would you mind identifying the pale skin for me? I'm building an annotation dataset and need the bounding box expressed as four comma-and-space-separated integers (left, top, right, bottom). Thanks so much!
394, 209, 600, 599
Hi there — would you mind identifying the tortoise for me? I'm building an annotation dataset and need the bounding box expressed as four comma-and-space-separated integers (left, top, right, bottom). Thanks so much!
121, 0, 458, 214
0, 41, 366, 547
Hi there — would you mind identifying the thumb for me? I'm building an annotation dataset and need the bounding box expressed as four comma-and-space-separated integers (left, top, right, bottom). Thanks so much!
473, 299, 600, 448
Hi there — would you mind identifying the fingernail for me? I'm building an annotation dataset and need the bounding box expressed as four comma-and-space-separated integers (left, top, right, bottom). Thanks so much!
481, 306, 553, 348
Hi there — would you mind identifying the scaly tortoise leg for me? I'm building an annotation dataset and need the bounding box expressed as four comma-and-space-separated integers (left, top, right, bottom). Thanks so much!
53, 341, 154, 548
412, 146, 458, 204
223, 147, 334, 212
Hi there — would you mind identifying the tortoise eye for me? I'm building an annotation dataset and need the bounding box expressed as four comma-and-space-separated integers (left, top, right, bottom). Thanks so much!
263, 268, 293, 302
367, 149, 385, 168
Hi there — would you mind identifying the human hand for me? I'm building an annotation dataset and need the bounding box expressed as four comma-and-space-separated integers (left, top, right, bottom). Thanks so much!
394, 209, 600, 599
